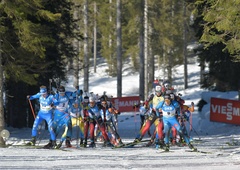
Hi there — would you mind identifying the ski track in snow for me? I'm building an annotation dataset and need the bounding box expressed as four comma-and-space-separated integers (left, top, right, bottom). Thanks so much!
1, 113, 240, 170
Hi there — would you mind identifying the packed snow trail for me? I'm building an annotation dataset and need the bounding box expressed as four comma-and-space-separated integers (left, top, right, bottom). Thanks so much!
1, 112, 240, 170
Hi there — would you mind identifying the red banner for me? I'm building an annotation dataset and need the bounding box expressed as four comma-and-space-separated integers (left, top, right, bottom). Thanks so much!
210, 97, 240, 125
111, 96, 140, 112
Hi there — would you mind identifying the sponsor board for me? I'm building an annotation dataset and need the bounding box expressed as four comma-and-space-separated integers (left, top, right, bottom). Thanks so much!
210, 98, 240, 125
111, 96, 140, 112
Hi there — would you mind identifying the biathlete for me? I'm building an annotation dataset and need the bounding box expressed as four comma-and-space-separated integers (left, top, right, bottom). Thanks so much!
134, 85, 164, 147
156, 94, 197, 152
26, 85, 57, 148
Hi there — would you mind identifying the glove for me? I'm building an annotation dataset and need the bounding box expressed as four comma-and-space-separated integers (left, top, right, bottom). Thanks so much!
133, 103, 139, 109
27, 95, 30, 99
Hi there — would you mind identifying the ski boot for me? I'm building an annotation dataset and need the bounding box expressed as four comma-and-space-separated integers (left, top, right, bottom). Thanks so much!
118, 138, 124, 145
188, 143, 197, 151
51, 140, 57, 149
146, 139, 154, 147
83, 142, 87, 148
65, 137, 72, 147
82, 139, 87, 147
26, 137, 36, 146
43, 140, 53, 149
89, 140, 96, 148
133, 136, 142, 143
80, 139, 84, 147
159, 139, 165, 149
55, 141, 63, 149
104, 140, 114, 147
155, 139, 164, 149
164, 143, 170, 152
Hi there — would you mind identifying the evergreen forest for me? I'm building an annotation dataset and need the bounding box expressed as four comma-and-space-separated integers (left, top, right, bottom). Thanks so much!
0, 0, 239, 132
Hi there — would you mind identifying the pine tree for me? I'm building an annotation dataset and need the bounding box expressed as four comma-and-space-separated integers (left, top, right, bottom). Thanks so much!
0, 0, 78, 131
199, 0, 240, 60
0, 0, 61, 145
192, 0, 240, 90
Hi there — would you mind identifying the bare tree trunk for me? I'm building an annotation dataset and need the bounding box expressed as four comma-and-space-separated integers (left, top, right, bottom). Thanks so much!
93, 2, 97, 73
139, 0, 145, 100
149, 46, 154, 89
109, 0, 113, 74
116, 0, 122, 97
167, 1, 175, 84
144, 0, 148, 100
83, 0, 89, 92
183, 0, 188, 89
0, 38, 5, 146
163, 45, 166, 80
75, 4, 81, 87
167, 49, 172, 83
148, 24, 154, 90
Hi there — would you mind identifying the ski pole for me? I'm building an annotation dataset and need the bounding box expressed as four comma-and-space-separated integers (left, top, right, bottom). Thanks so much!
28, 99, 36, 119
76, 117, 80, 147
187, 120, 201, 140
75, 89, 80, 147
36, 122, 47, 146
133, 103, 137, 136
28, 98, 44, 145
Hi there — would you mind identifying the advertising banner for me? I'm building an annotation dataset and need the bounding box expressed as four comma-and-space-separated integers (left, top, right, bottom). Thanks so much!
111, 96, 140, 112
210, 97, 240, 125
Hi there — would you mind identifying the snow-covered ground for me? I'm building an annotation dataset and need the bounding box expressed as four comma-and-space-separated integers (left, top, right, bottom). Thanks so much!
1, 56, 240, 170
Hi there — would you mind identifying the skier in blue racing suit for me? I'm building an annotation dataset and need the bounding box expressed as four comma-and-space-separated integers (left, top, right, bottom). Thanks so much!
50, 86, 76, 149
26, 85, 57, 148
156, 94, 197, 152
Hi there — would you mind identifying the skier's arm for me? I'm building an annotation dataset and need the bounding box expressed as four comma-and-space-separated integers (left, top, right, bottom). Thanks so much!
27, 93, 41, 100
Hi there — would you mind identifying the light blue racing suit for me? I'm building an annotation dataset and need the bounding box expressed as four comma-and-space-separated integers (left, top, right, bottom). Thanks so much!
53, 92, 75, 142
29, 93, 56, 141
156, 100, 190, 145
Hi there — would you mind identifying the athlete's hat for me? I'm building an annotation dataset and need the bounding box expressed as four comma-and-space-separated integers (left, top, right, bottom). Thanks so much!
40, 86, 47, 94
